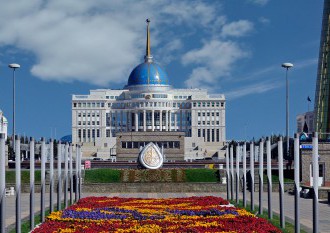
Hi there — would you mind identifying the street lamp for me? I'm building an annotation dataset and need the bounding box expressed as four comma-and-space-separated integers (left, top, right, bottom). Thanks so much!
8, 63, 20, 153
281, 62, 293, 158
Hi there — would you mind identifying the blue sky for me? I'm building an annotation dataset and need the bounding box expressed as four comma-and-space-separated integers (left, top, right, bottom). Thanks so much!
0, 0, 324, 141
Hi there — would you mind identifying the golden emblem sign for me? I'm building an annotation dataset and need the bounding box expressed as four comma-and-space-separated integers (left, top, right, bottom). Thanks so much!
138, 142, 163, 169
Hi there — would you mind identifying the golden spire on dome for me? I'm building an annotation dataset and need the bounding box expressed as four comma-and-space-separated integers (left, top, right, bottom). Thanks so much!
145, 18, 153, 63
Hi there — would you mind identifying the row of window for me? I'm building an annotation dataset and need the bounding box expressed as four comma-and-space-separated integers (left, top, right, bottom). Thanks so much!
198, 128, 221, 142
106, 96, 119, 99
121, 141, 180, 149
198, 112, 220, 117
77, 112, 100, 117
74, 101, 225, 109
78, 121, 100, 126
77, 129, 100, 139
174, 95, 190, 99
131, 94, 168, 99
198, 121, 220, 126
193, 102, 224, 108
74, 102, 105, 108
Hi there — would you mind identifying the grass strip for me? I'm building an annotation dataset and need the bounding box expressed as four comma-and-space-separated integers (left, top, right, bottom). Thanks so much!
231, 200, 308, 233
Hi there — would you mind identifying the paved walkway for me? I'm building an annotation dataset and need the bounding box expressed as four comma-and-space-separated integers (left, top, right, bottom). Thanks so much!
4, 191, 330, 232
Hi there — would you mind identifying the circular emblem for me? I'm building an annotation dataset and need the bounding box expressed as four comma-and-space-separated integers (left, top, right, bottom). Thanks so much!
138, 142, 163, 169
145, 94, 151, 99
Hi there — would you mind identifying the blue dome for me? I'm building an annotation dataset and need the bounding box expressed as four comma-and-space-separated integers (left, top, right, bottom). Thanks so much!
127, 62, 169, 86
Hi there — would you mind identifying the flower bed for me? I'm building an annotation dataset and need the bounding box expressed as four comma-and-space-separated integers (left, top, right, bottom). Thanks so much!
32, 196, 281, 232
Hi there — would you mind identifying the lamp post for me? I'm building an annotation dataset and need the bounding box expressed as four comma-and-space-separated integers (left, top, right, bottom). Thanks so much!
8, 63, 20, 154
281, 62, 293, 159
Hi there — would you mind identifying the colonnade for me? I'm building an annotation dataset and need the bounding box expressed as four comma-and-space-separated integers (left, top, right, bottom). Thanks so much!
113, 109, 186, 132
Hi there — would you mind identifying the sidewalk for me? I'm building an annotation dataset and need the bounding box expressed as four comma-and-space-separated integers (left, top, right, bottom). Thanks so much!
4, 191, 330, 232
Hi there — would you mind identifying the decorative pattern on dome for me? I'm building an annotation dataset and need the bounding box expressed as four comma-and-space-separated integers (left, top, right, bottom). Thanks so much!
127, 62, 169, 86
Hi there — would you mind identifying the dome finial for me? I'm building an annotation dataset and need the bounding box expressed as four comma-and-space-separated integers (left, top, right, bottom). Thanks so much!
145, 18, 153, 63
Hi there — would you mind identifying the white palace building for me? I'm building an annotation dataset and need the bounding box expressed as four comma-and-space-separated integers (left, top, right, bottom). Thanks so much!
72, 20, 226, 161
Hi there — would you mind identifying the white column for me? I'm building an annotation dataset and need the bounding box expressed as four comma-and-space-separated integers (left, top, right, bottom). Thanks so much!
128, 111, 132, 131
143, 110, 146, 131
174, 112, 177, 131
114, 111, 118, 132
180, 110, 183, 131
135, 112, 138, 132
159, 110, 163, 131
165, 110, 168, 131
152, 110, 155, 131
169, 110, 172, 131
120, 111, 123, 132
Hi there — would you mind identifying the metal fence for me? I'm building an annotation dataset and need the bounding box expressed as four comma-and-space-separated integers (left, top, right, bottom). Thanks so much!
0, 133, 82, 232
226, 133, 320, 233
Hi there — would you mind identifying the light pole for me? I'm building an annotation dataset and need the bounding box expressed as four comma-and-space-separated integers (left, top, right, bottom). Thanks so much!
281, 62, 293, 159
8, 63, 20, 154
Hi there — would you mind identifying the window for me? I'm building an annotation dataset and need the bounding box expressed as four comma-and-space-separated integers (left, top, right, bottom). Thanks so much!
97, 121, 100, 125
106, 129, 111, 137
207, 112, 210, 116
221, 102, 224, 107
78, 103, 81, 107
198, 129, 201, 137
73, 103, 77, 107
198, 121, 201, 125
78, 129, 81, 139
202, 112, 206, 116
122, 142, 126, 148
212, 129, 214, 142
216, 129, 220, 142
92, 129, 95, 138
216, 121, 220, 125
78, 121, 81, 126
203, 121, 205, 125
207, 129, 210, 142
193, 102, 196, 107
207, 102, 210, 107
97, 129, 100, 137
211, 112, 214, 116
198, 112, 201, 116
216, 112, 220, 116
78, 113, 81, 117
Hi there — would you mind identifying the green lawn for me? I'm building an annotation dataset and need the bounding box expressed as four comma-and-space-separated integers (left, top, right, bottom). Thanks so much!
5, 170, 41, 183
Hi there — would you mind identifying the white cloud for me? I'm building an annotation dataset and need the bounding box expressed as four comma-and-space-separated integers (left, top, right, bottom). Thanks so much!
247, 0, 270, 6
221, 20, 254, 38
0, 0, 226, 86
294, 58, 318, 69
225, 80, 282, 100
182, 40, 249, 88
259, 17, 270, 25
156, 39, 183, 64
